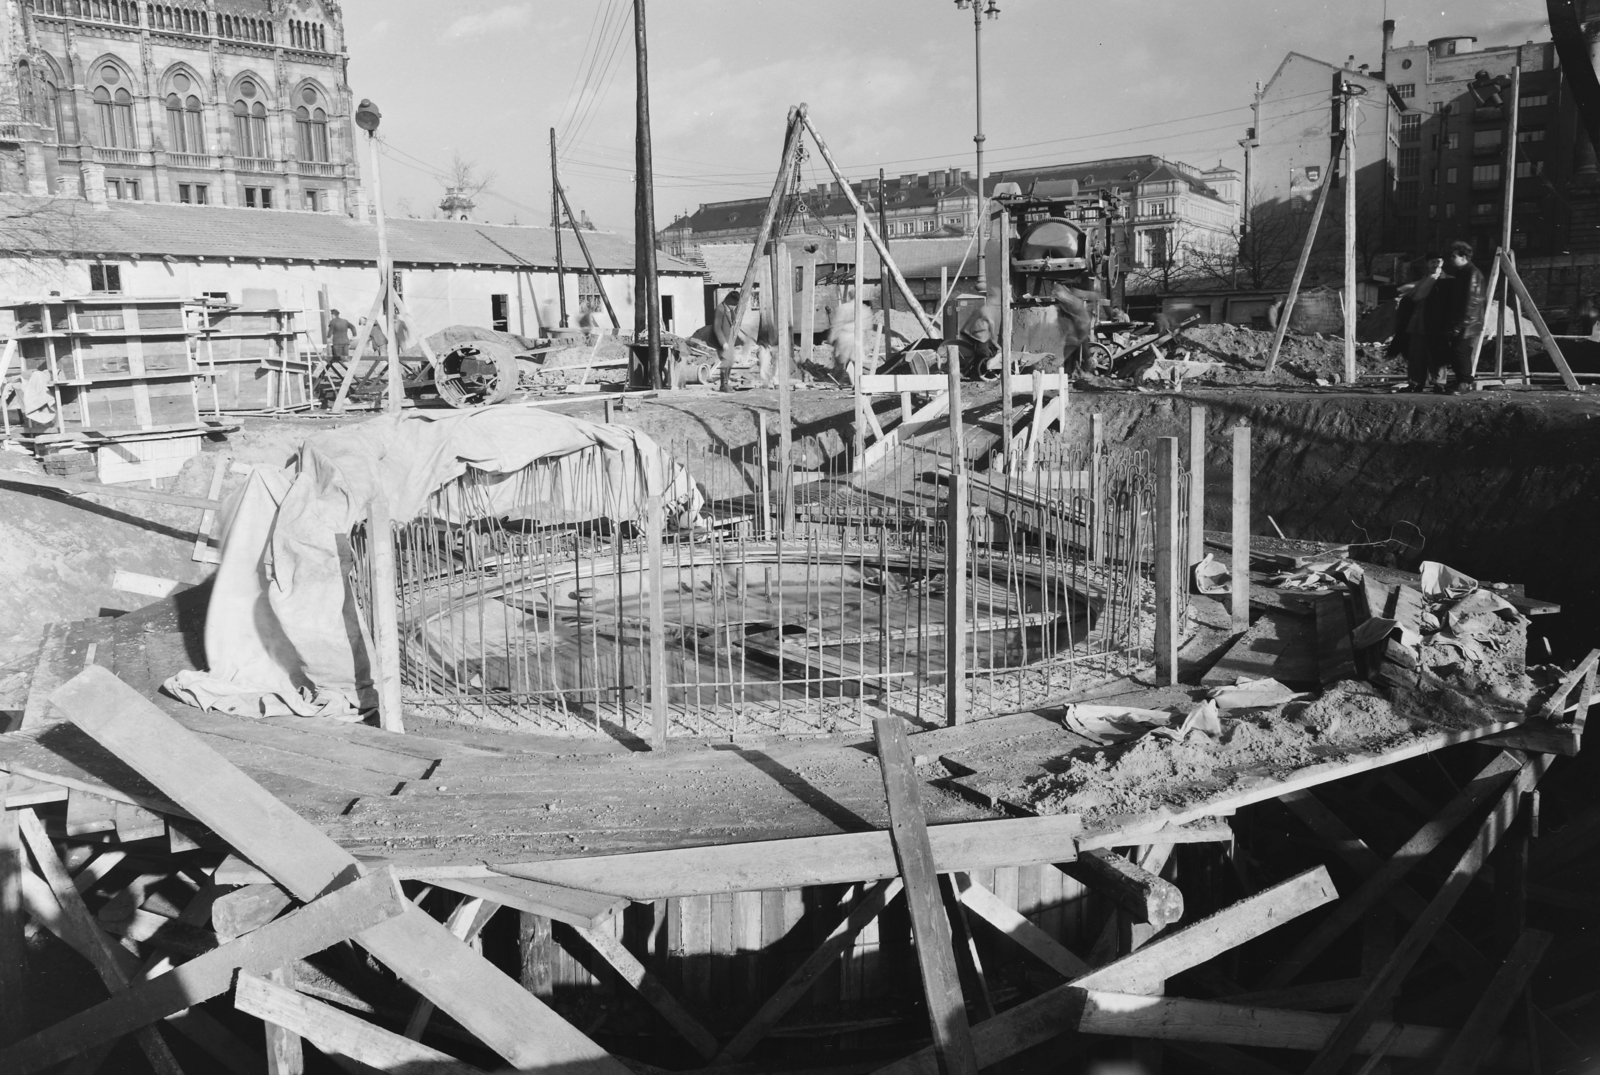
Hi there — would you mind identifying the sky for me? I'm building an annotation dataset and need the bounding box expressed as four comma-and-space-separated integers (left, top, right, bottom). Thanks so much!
341, 0, 1556, 231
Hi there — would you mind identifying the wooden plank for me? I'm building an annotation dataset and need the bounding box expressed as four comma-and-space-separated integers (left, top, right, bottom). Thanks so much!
569, 922, 718, 1060
20, 622, 69, 730
1154, 437, 1179, 685
1314, 593, 1357, 687
65, 787, 118, 837
1302, 755, 1546, 1075
233, 972, 483, 1075
367, 494, 404, 735
1230, 423, 1250, 634
0, 865, 407, 1074
264, 965, 304, 1075
870, 866, 1338, 1075
1187, 406, 1206, 568
403, 894, 491, 1042
113, 799, 167, 843
952, 872, 1090, 980
859, 375, 950, 393
429, 875, 625, 931
1431, 928, 1554, 1075
49, 666, 628, 1075
1062, 848, 1183, 927
212, 884, 294, 942
168, 711, 435, 780
873, 715, 977, 1075
715, 878, 904, 1064
1265, 751, 1523, 989
3, 775, 69, 808
0, 775, 23, 1045
1200, 608, 1318, 688
14, 808, 185, 1075
1202, 531, 1350, 569
492, 814, 1081, 900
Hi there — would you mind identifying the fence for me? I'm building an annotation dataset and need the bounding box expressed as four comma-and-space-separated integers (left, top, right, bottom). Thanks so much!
350, 418, 1191, 736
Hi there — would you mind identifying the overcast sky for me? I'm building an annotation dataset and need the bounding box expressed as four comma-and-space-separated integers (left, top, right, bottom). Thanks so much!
341, 0, 1554, 230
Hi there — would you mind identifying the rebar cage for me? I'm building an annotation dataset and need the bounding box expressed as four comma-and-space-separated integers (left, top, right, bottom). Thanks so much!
350, 421, 1188, 737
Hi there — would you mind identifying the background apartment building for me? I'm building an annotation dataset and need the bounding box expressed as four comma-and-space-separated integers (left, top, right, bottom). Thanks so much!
0, 0, 362, 213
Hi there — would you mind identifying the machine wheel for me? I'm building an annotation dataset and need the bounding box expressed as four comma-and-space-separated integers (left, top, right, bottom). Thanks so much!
1086, 342, 1113, 373
435, 341, 519, 408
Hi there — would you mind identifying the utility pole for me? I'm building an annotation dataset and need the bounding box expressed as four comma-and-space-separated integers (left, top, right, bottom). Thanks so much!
956, 0, 999, 295
634, 0, 662, 389
1496, 66, 1521, 381
550, 128, 569, 329
1237, 83, 1260, 289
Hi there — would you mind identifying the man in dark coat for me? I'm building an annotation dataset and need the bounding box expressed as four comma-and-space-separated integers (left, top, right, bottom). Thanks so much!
1437, 240, 1487, 393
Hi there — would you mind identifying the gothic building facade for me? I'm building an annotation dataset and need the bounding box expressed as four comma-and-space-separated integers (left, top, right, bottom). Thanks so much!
0, 0, 362, 213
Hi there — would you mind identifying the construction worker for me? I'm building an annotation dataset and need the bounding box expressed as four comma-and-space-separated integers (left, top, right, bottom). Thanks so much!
1437, 241, 1486, 394
1394, 253, 1444, 392
326, 308, 355, 359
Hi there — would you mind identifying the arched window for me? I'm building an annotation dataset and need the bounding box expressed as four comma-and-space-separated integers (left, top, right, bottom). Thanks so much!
295, 87, 329, 162
165, 92, 205, 154
39, 79, 63, 143
92, 66, 136, 148
232, 79, 269, 157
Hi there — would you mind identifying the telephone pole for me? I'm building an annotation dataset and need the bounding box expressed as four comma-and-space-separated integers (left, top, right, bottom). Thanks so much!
551, 128, 569, 329
634, 0, 662, 389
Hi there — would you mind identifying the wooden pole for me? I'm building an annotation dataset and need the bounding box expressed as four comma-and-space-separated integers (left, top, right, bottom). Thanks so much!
946, 346, 967, 728
879, 168, 891, 341
998, 203, 1013, 469
872, 716, 979, 1075
265, 964, 305, 1075
723, 108, 804, 392
800, 246, 816, 359
776, 241, 795, 533
368, 132, 400, 414
854, 207, 867, 466
1089, 412, 1104, 564
1512, 284, 1532, 385
1267, 131, 1344, 371
647, 495, 668, 749
1468, 253, 1504, 383
1187, 405, 1206, 569
1496, 67, 1521, 381
796, 112, 938, 339
368, 494, 405, 734
551, 128, 569, 330
556, 167, 622, 331
1342, 90, 1357, 386
1500, 254, 1581, 391
756, 411, 772, 538
1230, 422, 1250, 635
1025, 369, 1044, 471
634, 0, 662, 390
1155, 437, 1179, 686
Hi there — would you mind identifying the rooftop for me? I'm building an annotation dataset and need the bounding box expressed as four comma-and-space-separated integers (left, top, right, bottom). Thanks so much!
0, 196, 704, 274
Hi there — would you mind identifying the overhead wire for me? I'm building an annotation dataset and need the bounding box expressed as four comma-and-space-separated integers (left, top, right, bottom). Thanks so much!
555, 0, 625, 148
552, 0, 608, 142
560, 4, 632, 155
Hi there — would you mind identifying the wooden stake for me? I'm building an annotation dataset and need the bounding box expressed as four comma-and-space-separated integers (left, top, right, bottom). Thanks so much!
1230, 422, 1251, 635
756, 411, 772, 538
945, 469, 968, 728
998, 205, 1013, 469
1187, 405, 1206, 568
1025, 369, 1045, 471
1155, 437, 1180, 686
647, 495, 668, 750
854, 206, 867, 466
1267, 132, 1344, 371
776, 240, 795, 533
873, 716, 978, 1075
800, 246, 817, 357
368, 494, 404, 735
1089, 412, 1104, 564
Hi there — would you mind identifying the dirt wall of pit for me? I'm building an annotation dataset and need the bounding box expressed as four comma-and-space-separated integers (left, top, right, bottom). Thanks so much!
1048, 388, 1600, 661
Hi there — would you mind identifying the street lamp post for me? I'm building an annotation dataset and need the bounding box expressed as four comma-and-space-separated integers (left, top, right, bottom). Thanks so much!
353, 98, 399, 415
956, 0, 999, 296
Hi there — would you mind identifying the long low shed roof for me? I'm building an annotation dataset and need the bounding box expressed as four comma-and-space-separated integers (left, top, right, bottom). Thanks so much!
0, 196, 706, 274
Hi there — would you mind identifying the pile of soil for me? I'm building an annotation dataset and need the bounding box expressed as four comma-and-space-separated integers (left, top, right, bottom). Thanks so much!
1023, 678, 1524, 823
1171, 323, 1406, 386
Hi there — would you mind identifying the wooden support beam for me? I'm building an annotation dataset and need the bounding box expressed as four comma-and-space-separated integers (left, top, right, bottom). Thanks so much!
716, 878, 904, 1064
873, 715, 977, 1075
403, 894, 490, 1041
1429, 929, 1554, 1075
0, 862, 405, 1074
49, 666, 631, 1075
1230, 422, 1251, 634
1265, 750, 1523, 988
0, 775, 24, 1047
871, 866, 1338, 1075
212, 884, 294, 942
859, 374, 954, 393
1154, 437, 1180, 685
0, 468, 222, 512
367, 494, 404, 734
945, 470, 968, 728
1499, 252, 1580, 392
1303, 754, 1547, 1075
429, 875, 625, 931
494, 813, 1082, 900
1063, 848, 1183, 927
648, 495, 668, 750
952, 872, 1090, 980
234, 973, 483, 1075
265, 965, 304, 1075
15, 809, 185, 1075
569, 922, 718, 1060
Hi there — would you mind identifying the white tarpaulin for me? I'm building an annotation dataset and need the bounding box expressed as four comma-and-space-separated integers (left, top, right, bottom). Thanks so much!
166, 406, 673, 718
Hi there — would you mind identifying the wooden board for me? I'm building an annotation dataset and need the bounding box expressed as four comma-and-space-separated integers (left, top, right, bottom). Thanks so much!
1202, 608, 1318, 687
1313, 593, 1358, 687
1204, 530, 1349, 568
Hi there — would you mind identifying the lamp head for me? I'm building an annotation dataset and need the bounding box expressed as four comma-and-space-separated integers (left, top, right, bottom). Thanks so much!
984, 0, 1000, 16
355, 98, 382, 133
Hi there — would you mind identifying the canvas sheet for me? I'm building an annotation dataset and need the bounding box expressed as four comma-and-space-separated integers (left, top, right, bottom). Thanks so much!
166, 406, 672, 717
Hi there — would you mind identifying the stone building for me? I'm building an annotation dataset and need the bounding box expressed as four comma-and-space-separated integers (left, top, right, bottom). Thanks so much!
0, 0, 362, 213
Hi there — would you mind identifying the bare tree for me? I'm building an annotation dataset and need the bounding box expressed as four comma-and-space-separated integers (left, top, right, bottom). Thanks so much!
442, 153, 494, 200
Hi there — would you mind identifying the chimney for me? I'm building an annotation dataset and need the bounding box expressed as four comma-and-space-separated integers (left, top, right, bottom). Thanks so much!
1381, 19, 1395, 76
